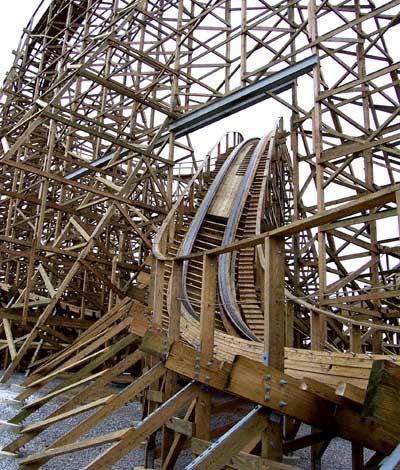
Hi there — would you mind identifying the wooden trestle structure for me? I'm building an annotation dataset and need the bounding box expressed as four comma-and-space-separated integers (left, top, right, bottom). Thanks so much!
0, 0, 400, 468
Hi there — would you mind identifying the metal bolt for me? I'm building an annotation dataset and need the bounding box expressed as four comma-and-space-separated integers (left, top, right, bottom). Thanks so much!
264, 394, 271, 402
265, 374, 272, 381
279, 379, 288, 386
207, 360, 213, 367
264, 384, 271, 391
194, 364, 200, 369
279, 400, 287, 408
194, 372, 200, 377
205, 376, 210, 382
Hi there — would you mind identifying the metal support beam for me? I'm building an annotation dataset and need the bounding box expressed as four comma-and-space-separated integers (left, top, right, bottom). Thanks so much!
169, 55, 317, 137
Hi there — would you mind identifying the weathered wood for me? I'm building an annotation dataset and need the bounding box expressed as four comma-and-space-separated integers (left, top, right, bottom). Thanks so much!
283, 431, 332, 454
175, 184, 400, 261
199, 254, 217, 360
5, 349, 144, 453
263, 236, 285, 461
33, 362, 165, 463
160, 334, 397, 454
362, 360, 400, 438
83, 382, 200, 469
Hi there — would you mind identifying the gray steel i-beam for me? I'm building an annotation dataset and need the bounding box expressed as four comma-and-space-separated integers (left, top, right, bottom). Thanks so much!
169, 55, 318, 138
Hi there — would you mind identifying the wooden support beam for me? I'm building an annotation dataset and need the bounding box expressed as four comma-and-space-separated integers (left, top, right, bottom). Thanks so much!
4, 350, 144, 453
2, 320, 16, 359
263, 236, 285, 461
146, 332, 399, 455
162, 399, 197, 470
283, 431, 332, 454
199, 254, 217, 360
30, 362, 165, 466
175, 183, 400, 261
362, 360, 400, 439
264, 236, 285, 370
83, 382, 200, 470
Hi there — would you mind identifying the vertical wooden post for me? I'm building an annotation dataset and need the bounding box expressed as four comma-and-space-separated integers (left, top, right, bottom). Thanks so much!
350, 321, 362, 354
195, 254, 217, 441
152, 258, 165, 330
264, 236, 285, 370
352, 441, 364, 469
240, 0, 247, 86
396, 190, 400, 238
161, 259, 183, 461
262, 236, 284, 462
310, 2, 327, 458
199, 254, 217, 360
285, 301, 294, 348
309, 0, 326, 356
169, 260, 183, 343
356, 0, 380, 357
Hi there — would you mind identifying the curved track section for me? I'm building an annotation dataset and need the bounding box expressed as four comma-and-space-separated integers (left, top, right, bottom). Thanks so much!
218, 132, 275, 341
177, 139, 259, 322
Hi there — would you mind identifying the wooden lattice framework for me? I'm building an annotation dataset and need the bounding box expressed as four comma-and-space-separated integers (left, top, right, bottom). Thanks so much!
0, 1, 400, 468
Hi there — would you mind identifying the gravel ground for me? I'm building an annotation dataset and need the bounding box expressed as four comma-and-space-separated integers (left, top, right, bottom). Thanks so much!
0, 373, 371, 469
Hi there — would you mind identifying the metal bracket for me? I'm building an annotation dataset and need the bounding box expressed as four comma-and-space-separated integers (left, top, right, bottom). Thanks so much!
262, 352, 269, 366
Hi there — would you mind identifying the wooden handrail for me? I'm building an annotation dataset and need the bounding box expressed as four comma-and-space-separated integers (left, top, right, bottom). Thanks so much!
173, 183, 400, 261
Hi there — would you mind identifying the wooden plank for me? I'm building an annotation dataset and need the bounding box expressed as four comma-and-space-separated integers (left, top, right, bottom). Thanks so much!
0, 420, 21, 434
166, 417, 194, 437
192, 438, 298, 470
21, 395, 114, 433
300, 378, 343, 405
18, 429, 130, 465
162, 399, 196, 470
2, 319, 16, 359
283, 431, 332, 454
23, 369, 108, 410
166, 339, 232, 390
4, 350, 144, 453
264, 237, 285, 370
192, 438, 301, 469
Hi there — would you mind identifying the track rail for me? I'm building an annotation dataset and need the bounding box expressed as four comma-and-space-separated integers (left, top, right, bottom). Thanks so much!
218, 133, 275, 340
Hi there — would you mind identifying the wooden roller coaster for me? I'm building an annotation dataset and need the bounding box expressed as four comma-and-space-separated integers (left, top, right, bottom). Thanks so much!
0, 0, 400, 469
